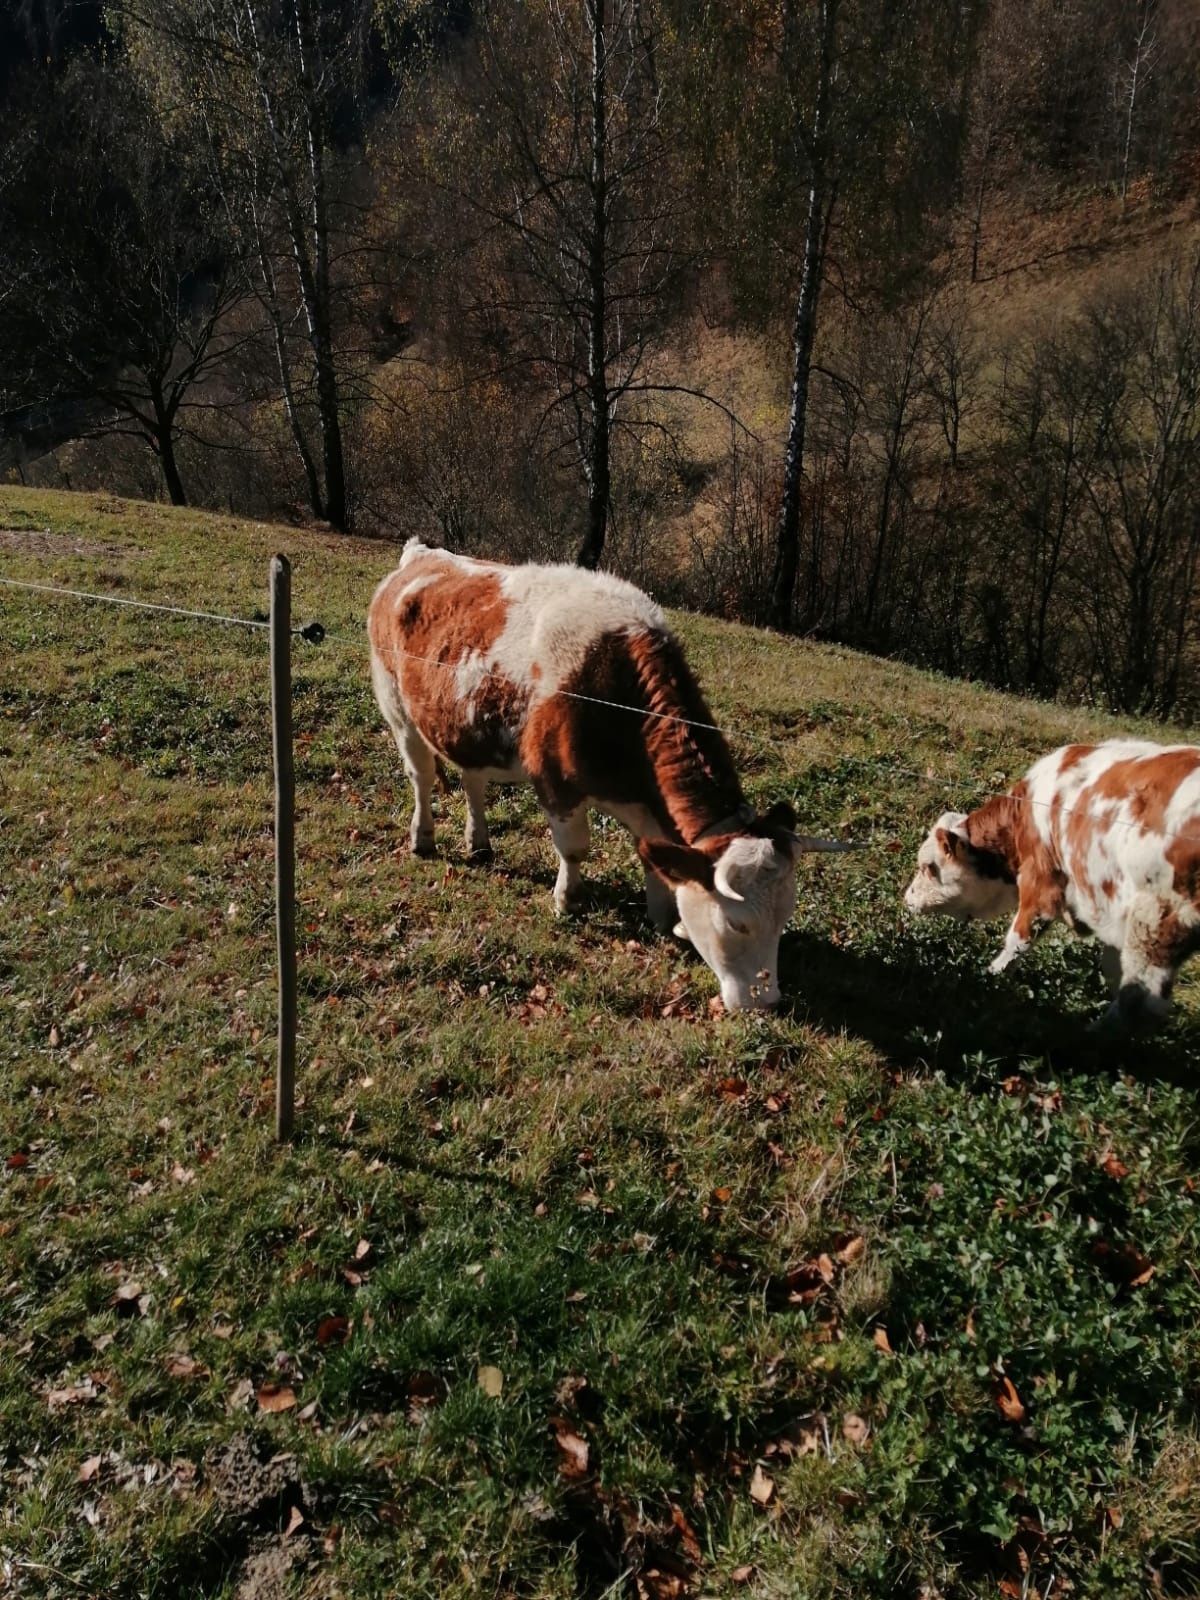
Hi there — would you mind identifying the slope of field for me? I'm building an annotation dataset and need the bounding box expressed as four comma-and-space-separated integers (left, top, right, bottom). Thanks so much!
1, 488, 1199, 1600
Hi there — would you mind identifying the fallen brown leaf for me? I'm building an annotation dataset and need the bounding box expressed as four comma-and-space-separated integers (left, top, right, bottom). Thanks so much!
836, 1235, 865, 1266
995, 1376, 1026, 1423
552, 1419, 590, 1479
256, 1382, 297, 1413
317, 1315, 351, 1347
1091, 1241, 1154, 1288
477, 1364, 504, 1398
749, 1464, 775, 1505
873, 1326, 893, 1355
165, 1353, 208, 1380
227, 1377, 255, 1411
46, 1379, 98, 1409
670, 1502, 701, 1565
842, 1412, 870, 1445
78, 1455, 103, 1483
283, 1505, 305, 1539
1101, 1151, 1129, 1181
731, 1565, 755, 1585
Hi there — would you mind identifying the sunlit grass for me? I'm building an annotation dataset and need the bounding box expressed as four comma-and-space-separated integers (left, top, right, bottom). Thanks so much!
1, 487, 1198, 1599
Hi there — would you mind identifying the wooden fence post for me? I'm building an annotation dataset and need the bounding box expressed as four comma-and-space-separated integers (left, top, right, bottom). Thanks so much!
271, 555, 297, 1141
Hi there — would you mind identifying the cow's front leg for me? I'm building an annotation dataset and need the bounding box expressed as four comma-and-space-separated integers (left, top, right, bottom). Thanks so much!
988, 923, 1030, 975
461, 770, 492, 861
548, 806, 590, 916
988, 874, 1055, 975
1100, 943, 1122, 997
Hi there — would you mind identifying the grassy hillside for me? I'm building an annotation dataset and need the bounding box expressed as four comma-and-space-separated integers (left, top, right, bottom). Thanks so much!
2, 487, 1199, 1600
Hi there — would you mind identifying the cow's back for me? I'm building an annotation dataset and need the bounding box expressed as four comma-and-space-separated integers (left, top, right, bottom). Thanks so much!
367, 543, 674, 783
1028, 740, 1200, 932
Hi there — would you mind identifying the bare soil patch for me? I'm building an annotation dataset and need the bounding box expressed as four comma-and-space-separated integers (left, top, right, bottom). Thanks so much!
0, 525, 141, 559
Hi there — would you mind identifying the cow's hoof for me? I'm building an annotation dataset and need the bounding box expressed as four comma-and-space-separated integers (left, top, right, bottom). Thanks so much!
466, 843, 494, 865
671, 921, 689, 941
411, 836, 438, 859
554, 892, 585, 918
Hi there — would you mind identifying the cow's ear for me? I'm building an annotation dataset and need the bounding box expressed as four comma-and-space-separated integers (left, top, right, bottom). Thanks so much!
637, 837, 716, 890
934, 826, 966, 861
760, 800, 797, 833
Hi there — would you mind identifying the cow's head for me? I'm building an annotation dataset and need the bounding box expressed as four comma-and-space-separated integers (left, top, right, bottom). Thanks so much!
638, 804, 800, 1011
904, 811, 1018, 922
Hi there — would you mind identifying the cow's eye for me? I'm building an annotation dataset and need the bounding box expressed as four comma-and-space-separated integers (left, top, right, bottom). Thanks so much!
923, 862, 939, 880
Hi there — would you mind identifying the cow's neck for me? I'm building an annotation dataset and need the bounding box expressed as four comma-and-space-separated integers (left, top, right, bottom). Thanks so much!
627, 630, 747, 846
964, 791, 1032, 881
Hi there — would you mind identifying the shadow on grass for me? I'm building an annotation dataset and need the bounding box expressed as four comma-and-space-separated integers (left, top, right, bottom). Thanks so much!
777, 928, 1200, 1088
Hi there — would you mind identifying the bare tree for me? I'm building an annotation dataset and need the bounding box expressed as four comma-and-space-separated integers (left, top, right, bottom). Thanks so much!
414, 0, 693, 569
1117, 0, 1159, 207
0, 57, 247, 505
121, 0, 376, 529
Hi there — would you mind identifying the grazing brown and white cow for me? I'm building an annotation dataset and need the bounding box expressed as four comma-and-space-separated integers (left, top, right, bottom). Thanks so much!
904, 740, 1200, 1026
367, 540, 850, 1011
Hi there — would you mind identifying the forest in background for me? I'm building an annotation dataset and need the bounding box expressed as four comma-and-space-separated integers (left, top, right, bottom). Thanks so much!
2, 0, 1200, 718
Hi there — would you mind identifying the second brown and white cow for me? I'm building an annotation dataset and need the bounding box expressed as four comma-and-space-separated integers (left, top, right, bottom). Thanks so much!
367, 541, 850, 1011
904, 739, 1200, 1025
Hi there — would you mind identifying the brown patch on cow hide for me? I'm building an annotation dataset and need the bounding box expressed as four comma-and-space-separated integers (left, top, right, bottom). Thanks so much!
963, 792, 1025, 882
1086, 749, 1200, 834
1058, 744, 1095, 774
525, 627, 745, 842
1165, 824, 1200, 906
369, 558, 527, 768
1140, 904, 1200, 977
966, 782, 1066, 937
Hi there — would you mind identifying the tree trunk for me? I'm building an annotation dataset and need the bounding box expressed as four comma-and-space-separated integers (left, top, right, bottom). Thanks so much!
158, 433, 188, 506
245, 0, 349, 530
577, 0, 610, 571
769, 0, 837, 630
969, 128, 992, 283
294, 0, 348, 530
253, 212, 327, 521
294, 0, 350, 531
151, 388, 187, 506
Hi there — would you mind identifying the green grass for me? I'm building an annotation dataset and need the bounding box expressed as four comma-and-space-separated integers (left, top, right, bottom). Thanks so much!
1, 486, 1199, 1600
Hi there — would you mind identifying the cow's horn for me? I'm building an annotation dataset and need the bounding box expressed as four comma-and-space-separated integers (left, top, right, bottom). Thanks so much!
789, 833, 859, 853
713, 858, 746, 902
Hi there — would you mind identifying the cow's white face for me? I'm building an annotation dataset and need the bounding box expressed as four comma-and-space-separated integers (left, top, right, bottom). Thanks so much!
904, 811, 1018, 922
639, 833, 798, 1010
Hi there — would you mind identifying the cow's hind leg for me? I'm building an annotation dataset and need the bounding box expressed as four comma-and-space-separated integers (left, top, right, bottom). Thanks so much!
396, 726, 438, 857
1103, 893, 1186, 1029
461, 770, 492, 862
547, 805, 590, 916
1100, 943, 1122, 997
372, 653, 438, 856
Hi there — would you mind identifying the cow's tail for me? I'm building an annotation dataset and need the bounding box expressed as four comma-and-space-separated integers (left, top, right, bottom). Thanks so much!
434, 758, 453, 793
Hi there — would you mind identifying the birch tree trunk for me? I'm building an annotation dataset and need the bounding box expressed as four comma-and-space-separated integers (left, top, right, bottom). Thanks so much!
769, 0, 838, 630
577, 0, 611, 570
